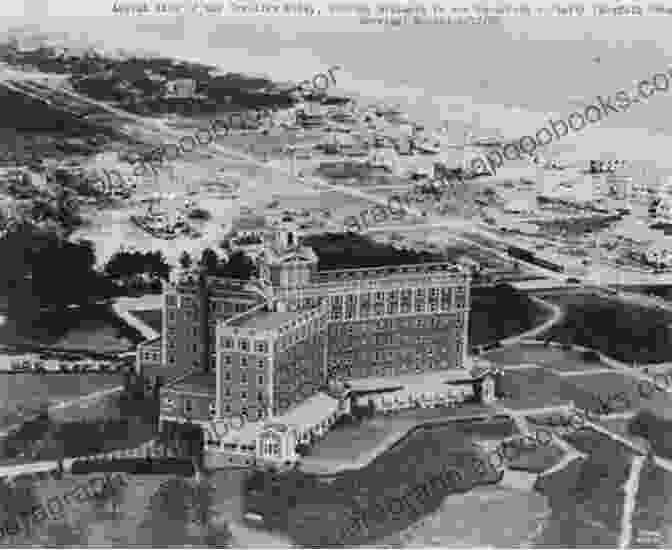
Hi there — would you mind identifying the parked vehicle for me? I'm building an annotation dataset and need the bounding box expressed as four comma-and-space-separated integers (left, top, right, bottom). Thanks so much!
44, 361, 62, 373
10, 359, 32, 372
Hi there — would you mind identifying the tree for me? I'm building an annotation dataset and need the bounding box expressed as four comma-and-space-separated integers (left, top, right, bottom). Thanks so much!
186, 475, 233, 547
105, 249, 171, 288
218, 250, 255, 280
92, 474, 125, 516
138, 478, 192, 546
190, 478, 218, 544
40, 518, 89, 547
0, 477, 40, 540
200, 248, 219, 274
179, 251, 193, 269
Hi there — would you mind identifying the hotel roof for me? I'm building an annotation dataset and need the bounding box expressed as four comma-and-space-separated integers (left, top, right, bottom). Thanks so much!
227, 307, 307, 331
274, 392, 340, 431
346, 370, 477, 394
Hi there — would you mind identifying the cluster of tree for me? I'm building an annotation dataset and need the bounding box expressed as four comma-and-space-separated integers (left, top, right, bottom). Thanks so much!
0, 223, 116, 317
1, 411, 52, 460
540, 294, 672, 364
104, 249, 171, 291
179, 249, 256, 280
28, 187, 83, 233
137, 476, 232, 547
302, 232, 444, 271
469, 285, 548, 348
0, 471, 126, 546
0, 477, 43, 541
187, 208, 211, 221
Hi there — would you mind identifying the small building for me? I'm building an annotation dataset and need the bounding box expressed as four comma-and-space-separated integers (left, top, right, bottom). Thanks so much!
166, 78, 197, 98
136, 337, 162, 375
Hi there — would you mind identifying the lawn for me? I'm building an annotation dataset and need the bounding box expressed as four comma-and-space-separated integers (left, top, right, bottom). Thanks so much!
304, 405, 505, 472
378, 486, 549, 549
533, 429, 635, 548
498, 367, 604, 412
469, 286, 551, 348
539, 292, 672, 364
130, 309, 162, 335
245, 422, 502, 548
507, 445, 566, 474
631, 459, 672, 549
561, 372, 643, 413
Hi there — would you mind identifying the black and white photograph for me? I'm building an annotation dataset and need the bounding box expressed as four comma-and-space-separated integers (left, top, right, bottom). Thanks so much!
0, 1, 671, 547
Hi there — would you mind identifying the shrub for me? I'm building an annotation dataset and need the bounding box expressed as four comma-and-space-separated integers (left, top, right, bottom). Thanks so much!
188, 208, 211, 221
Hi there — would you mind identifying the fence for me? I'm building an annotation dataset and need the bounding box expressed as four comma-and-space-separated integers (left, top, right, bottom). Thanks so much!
73, 439, 178, 464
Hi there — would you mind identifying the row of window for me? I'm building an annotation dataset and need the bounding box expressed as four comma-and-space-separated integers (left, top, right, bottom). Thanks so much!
330, 298, 462, 320
164, 398, 217, 416
327, 359, 454, 378
141, 351, 160, 362
163, 396, 267, 418
165, 301, 251, 324
220, 337, 269, 353
221, 355, 267, 369
222, 371, 265, 385
330, 287, 453, 304
330, 315, 455, 337
221, 388, 266, 402
331, 330, 455, 350
329, 345, 451, 365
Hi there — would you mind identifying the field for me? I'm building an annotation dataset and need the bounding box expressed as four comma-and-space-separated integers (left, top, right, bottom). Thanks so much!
246, 422, 502, 548
533, 430, 635, 548
129, 310, 163, 335
379, 486, 549, 548
560, 372, 643, 413
539, 292, 672, 364
631, 460, 672, 549
304, 407, 507, 473
469, 287, 551, 348
498, 367, 605, 412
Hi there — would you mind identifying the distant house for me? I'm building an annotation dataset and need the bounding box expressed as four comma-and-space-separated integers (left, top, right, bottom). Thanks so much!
165, 78, 197, 98
644, 246, 672, 268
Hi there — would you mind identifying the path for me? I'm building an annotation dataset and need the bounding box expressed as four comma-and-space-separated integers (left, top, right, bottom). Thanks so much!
112, 295, 162, 341
500, 405, 582, 458
500, 296, 564, 346
555, 368, 618, 377
619, 455, 645, 549
49, 385, 124, 412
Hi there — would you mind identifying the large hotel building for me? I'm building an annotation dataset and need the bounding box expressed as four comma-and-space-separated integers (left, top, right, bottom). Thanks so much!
151, 225, 491, 465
